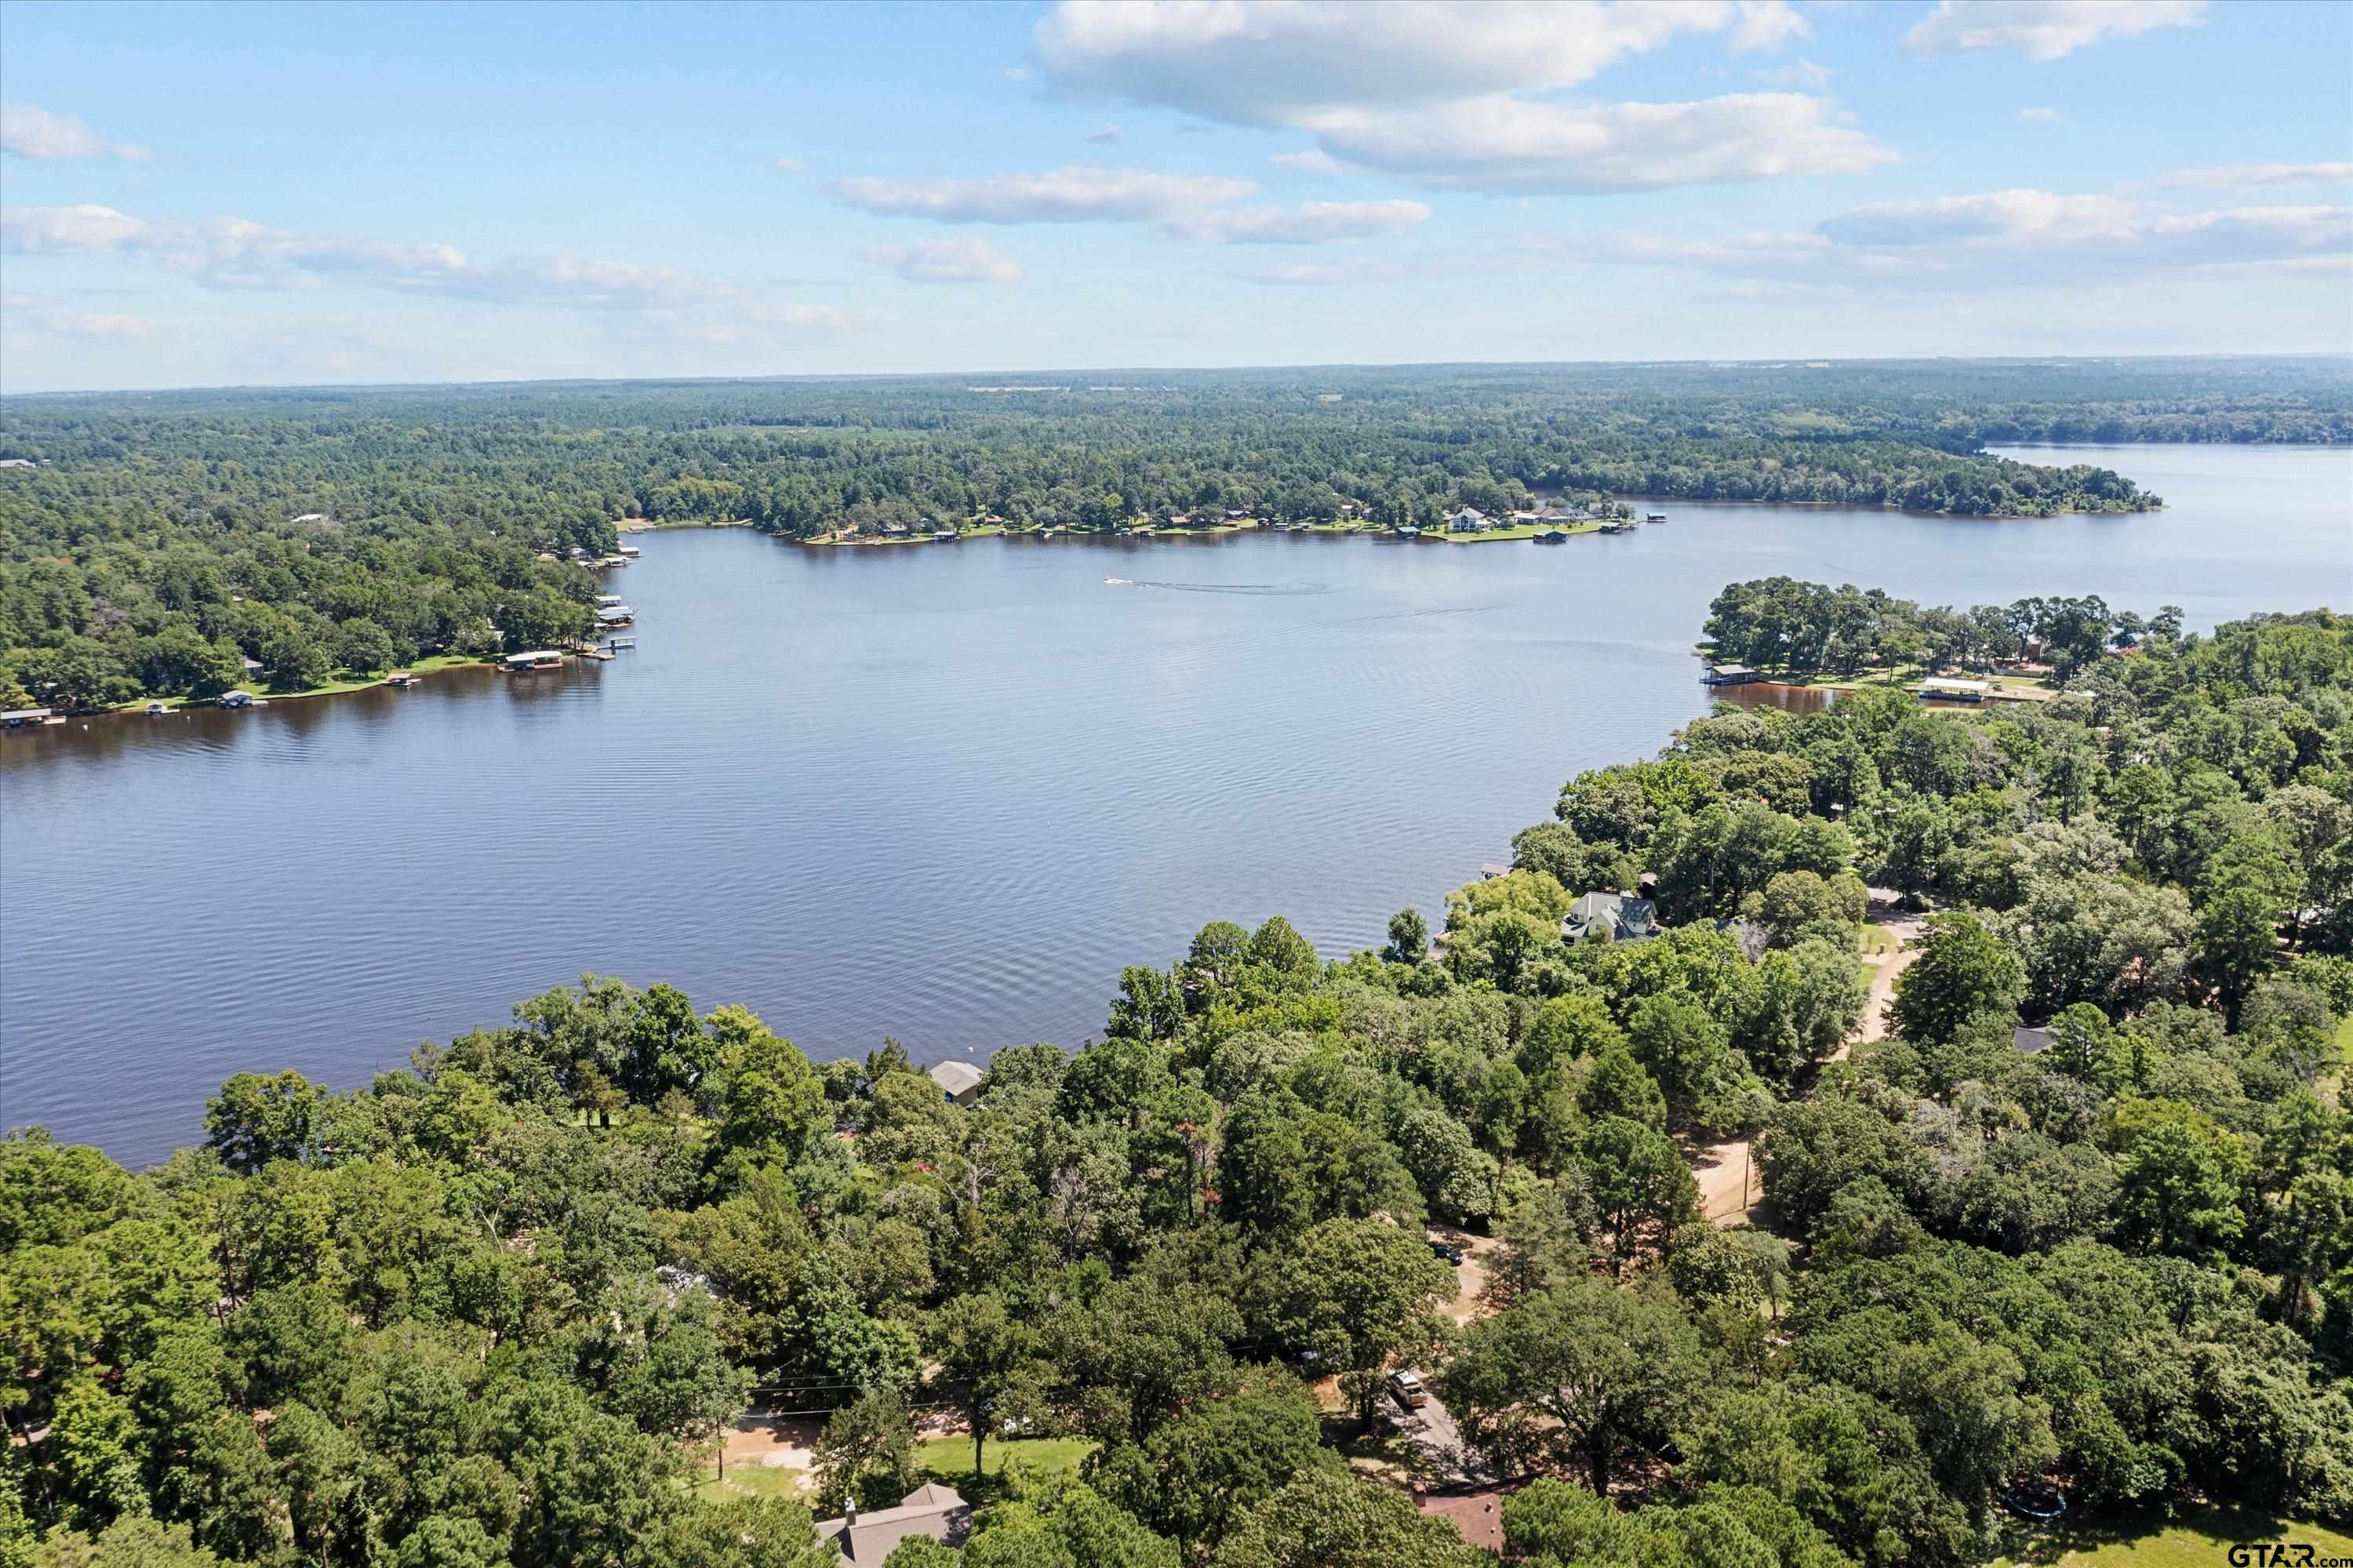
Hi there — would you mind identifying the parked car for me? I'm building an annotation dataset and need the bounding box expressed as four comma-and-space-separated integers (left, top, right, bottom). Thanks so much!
1430, 1241, 1465, 1264
1387, 1370, 1430, 1410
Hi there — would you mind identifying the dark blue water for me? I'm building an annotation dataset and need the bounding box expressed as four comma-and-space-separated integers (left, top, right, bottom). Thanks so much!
5, 443, 2348, 1164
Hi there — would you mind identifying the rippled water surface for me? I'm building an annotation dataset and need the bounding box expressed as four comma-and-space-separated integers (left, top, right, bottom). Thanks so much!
5, 443, 2348, 1162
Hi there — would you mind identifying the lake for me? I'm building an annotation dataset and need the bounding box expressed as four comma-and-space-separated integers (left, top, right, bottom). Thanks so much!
5, 443, 2349, 1165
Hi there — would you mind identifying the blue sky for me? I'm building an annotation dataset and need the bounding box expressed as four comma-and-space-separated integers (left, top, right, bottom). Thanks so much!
2, 0, 2348, 391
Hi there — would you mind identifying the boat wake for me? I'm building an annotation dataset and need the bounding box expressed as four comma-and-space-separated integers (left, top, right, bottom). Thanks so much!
1109, 580, 1330, 596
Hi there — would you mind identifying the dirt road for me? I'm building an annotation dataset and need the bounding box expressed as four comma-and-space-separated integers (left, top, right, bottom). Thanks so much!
1693, 893, 1924, 1228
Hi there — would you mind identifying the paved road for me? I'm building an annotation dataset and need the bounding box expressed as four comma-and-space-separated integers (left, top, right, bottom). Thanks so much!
1389, 1381, 1501, 1487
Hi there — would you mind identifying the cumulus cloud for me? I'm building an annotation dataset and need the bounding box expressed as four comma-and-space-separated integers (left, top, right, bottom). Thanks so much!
0, 104, 149, 161
835, 166, 1256, 224
1164, 198, 1430, 242
0, 202, 852, 338
2145, 162, 2353, 190
1035, 1, 1806, 120
1271, 149, 1340, 172
1028, 0, 1878, 194
1904, 0, 2206, 62
864, 236, 1024, 283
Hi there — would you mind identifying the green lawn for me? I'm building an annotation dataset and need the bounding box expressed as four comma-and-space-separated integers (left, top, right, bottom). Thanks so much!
689, 1464, 804, 1505
915, 1435, 1096, 1505
917, 1435, 1094, 1483
1425, 521, 1607, 544
1992, 1505, 2353, 1568
107, 652, 488, 712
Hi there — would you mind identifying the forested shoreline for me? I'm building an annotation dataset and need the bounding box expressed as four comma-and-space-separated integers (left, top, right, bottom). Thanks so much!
8, 590, 2352, 1567
5, 357, 2348, 710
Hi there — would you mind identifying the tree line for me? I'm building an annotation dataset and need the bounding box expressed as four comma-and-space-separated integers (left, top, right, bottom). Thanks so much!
13, 358, 2348, 706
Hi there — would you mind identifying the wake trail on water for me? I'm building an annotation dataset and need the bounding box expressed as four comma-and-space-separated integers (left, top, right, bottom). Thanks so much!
1104, 577, 1331, 595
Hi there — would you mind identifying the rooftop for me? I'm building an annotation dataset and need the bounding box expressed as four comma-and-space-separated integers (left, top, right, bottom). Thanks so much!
928, 1060, 984, 1096
816, 1483, 971, 1561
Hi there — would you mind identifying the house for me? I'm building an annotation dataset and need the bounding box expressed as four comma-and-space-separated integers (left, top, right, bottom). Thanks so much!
927, 1060, 985, 1106
1918, 678, 1990, 703
0, 458, 38, 469
1562, 891, 1660, 944
876, 521, 911, 537
816, 1483, 972, 1561
2013, 1026, 2056, 1057
290, 512, 327, 524
1444, 508, 1493, 533
1168, 514, 1191, 526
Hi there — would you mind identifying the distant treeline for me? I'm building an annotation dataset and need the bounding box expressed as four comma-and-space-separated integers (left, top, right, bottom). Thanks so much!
4, 358, 2345, 707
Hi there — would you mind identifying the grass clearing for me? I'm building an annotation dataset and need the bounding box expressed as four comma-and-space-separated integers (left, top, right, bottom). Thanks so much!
915, 1435, 1096, 1505
689, 1464, 805, 1505
1991, 1505, 2353, 1568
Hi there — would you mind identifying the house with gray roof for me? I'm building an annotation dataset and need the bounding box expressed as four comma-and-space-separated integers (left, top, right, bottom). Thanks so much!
926, 1060, 985, 1106
1562, 891, 1660, 944
816, 1483, 971, 1561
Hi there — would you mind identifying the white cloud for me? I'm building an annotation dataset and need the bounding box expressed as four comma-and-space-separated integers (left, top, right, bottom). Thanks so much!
1084, 123, 1122, 144
833, 165, 1424, 245
1755, 56, 1833, 90
1271, 149, 1340, 172
1818, 189, 2140, 246
1904, 1, 2206, 62
775, 157, 807, 173
834, 166, 1257, 224
1589, 228, 1835, 267
2147, 162, 2353, 191
0, 202, 853, 338
0, 104, 149, 161
1567, 189, 2351, 295
1243, 263, 1358, 286
2018, 106, 2063, 123
1035, 2, 1804, 121
60, 312, 155, 339
1030, 0, 1874, 195
1165, 198, 1430, 243
2144, 205, 2353, 264
864, 236, 1024, 283
0, 203, 153, 252
1297, 93, 1893, 194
